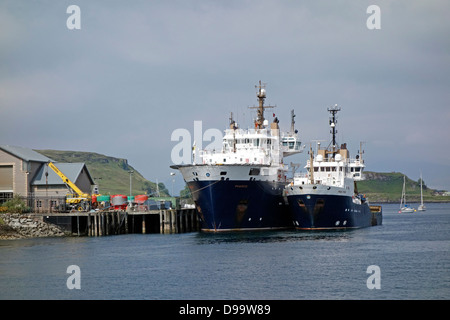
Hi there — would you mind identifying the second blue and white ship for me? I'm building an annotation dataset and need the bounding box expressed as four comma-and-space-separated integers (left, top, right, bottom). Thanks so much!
285, 106, 382, 230
171, 81, 303, 232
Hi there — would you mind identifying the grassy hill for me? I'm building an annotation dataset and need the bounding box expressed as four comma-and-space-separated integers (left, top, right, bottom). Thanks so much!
36, 150, 170, 196
357, 171, 448, 203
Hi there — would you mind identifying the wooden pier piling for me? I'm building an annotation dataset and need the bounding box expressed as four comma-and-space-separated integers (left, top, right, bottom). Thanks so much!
42, 208, 199, 236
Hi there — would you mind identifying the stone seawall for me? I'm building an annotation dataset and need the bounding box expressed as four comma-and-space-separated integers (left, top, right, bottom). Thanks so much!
0, 214, 67, 240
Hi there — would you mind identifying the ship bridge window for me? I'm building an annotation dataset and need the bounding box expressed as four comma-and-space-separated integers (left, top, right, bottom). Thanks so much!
220, 171, 227, 175
326, 167, 331, 172
253, 139, 260, 147
249, 168, 260, 176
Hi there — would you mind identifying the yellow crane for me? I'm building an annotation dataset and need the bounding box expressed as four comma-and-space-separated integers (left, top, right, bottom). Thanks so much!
47, 162, 91, 211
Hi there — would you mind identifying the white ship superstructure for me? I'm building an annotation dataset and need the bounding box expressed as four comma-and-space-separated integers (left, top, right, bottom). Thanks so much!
291, 140, 366, 200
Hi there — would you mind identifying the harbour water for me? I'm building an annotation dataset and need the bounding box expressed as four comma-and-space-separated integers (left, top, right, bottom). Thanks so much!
0, 203, 449, 300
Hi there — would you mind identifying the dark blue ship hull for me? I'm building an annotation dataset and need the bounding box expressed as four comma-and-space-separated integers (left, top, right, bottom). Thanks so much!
287, 194, 382, 230
187, 180, 292, 232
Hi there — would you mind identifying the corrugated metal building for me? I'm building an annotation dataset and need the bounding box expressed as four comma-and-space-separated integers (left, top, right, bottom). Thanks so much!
0, 145, 94, 211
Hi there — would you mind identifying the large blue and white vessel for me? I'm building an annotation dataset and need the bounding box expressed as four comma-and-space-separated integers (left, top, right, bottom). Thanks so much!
171, 82, 303, 231
285, 106, 382, 230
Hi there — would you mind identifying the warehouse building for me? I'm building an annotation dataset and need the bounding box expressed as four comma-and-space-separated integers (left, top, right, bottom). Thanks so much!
0, 145, 94, 212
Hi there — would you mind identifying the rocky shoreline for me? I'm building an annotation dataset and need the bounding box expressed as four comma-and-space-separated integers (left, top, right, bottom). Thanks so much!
0, 213, 67, 240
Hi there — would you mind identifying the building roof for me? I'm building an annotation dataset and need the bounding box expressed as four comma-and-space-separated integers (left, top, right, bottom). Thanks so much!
32, 162, 94, 186
0, 145, 53, 162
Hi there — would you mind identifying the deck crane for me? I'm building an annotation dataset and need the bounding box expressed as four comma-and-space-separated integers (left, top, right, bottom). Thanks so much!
47, 162, 91, 212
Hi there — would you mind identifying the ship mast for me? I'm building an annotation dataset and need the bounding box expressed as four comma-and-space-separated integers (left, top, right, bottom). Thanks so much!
229, 112, 238, 130
309, 144, 314, 184
290, 109, 296, 134
229, 112, 237, 153
327, 104, 341, 157
358, 141, 365, 163
249, 81, 275, 129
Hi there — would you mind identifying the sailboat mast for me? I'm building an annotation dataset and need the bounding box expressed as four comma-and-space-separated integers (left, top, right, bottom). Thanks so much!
420, 172, 423, 205
400, 175, 405, 209
404, 175, 407, 207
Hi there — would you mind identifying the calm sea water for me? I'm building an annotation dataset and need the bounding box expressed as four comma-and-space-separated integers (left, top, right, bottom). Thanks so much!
0, 203, 449, 300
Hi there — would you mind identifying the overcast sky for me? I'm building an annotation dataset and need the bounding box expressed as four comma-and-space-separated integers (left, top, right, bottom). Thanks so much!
1, 0, 449, 195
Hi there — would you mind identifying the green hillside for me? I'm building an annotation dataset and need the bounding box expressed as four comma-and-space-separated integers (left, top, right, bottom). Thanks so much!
36, 150, 170, 196
357, 171, 448, 203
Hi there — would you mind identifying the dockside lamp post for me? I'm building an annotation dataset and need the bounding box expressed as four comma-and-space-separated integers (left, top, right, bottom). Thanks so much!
128, 170, 134, 203
170, 172, 175, 196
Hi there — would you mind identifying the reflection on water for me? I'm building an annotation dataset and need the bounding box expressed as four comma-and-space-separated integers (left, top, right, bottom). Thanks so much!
195, 229, 354, 244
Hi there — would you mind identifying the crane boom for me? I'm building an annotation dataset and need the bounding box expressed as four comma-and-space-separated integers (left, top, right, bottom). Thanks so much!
47, 162, 89, 198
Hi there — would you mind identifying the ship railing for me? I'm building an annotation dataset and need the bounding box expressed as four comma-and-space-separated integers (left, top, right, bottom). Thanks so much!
223, 128, 274, 138
198, 149, 274, 165
199, 147, 269, 157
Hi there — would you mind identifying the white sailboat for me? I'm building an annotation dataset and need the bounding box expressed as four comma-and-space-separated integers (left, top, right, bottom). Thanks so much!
418, 172, 426, 211
399, 175, 415, 213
